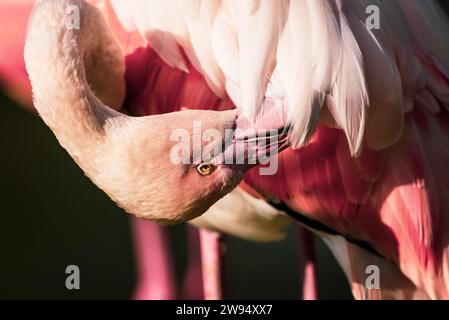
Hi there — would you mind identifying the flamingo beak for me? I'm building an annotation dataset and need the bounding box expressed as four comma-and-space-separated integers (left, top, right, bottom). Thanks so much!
215, 96, 290, 169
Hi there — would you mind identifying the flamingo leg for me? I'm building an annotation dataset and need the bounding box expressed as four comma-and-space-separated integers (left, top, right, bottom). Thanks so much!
182, 225, 204, 300
199, 228, 226, 300
131, 217, 177, 300
299, 226, 318, 300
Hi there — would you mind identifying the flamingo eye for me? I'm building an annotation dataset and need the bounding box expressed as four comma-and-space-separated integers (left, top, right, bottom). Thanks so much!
196, 163, 216, 176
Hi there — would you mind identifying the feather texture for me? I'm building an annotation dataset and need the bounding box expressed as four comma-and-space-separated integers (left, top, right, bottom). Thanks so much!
103, 0, 449, 298
232, 0, 288, 119
123, 44, 290, 241
328, 9, 368, 156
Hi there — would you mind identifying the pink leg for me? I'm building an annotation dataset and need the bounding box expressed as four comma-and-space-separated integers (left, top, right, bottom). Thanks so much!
131, 217, 177, 300
199, 229, 225, 300
182, 225, 204, 300
299, 226, 318, 300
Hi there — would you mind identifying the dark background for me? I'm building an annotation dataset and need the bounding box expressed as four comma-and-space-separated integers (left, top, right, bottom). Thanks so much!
0, 1, 448, 300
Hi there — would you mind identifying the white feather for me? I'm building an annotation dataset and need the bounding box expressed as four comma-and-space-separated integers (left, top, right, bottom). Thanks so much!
328, 12, 368, 156
110, 0, 137, 31
306, 0, 342, 92
212, 8, 240, 104
233, 0, 289, 119
276, 0, 318, 146
183, 0, 201, 21
145, 0, 189, 72
129, 0, 153, 36
184, 0, 226, 98
343, 0, 403, 151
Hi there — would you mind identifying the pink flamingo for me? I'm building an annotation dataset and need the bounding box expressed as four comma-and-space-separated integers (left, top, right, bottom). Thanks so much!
93, 1, 448, 298
100, 0, 449, 299
121, 29, 303, 299
2, 0, 314, 300
24, 0, 308, 300
0, 0, 33, 106
24, 0, 449, 300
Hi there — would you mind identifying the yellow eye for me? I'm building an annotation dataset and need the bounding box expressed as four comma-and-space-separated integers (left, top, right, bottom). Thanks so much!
196, 163, 216, 176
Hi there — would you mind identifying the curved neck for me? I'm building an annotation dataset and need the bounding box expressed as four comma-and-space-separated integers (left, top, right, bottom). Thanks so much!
24, 0, 126, 157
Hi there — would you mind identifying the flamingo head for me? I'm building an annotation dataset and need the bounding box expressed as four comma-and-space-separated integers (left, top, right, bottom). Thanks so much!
94, 108, 284, 225
23, 0, 288, 225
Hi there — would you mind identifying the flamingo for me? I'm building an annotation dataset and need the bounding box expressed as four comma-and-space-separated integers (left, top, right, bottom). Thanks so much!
1, 0, 312, 300
99, 0, 449, 299
23, 0, 308, 300
23, 0, 449, 299
121, 29, 302, 299
0, 0, 33, 106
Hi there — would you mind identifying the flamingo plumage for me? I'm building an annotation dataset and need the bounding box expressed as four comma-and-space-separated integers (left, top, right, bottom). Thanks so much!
21, 0, 449, 299
122, 41, 299, 300
97, 0, 449, 298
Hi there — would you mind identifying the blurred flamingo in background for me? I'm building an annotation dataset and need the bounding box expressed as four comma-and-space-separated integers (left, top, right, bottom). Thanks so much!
0, 0, 32, 106
12, 0, 449, 300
